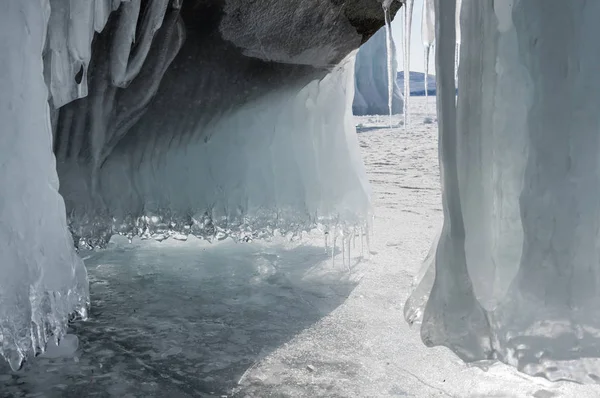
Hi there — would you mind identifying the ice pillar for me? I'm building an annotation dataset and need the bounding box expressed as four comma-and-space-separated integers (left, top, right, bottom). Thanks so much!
408, 0, 600, 383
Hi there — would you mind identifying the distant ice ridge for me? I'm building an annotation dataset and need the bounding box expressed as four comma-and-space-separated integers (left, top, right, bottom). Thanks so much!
0, 1, 89, 371
407, 0, 600, 383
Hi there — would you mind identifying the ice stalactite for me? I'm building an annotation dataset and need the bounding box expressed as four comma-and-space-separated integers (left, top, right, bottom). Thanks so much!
109, 0, 170, 88
54, 1, 186, 237
454, 0, 463, 86
421, 0, 435, 110
382, 0, 395, 127
407, 0, 600, 383
402, 0, 414, 127
0, 0, 88, 371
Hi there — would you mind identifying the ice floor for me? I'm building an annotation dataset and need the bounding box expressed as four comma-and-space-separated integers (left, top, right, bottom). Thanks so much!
4, 98, 600, 397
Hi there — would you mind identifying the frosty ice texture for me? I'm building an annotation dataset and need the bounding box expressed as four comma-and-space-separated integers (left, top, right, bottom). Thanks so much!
407, 0, 600, 383
0, 1, 88, 371
353, 28, 403, 116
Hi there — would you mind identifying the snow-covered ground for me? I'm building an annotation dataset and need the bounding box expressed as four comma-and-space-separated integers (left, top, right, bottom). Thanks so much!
3, 97, 600, 397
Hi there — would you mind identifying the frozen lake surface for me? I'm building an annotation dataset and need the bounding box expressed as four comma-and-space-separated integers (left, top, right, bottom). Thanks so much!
3, 98, 600, 397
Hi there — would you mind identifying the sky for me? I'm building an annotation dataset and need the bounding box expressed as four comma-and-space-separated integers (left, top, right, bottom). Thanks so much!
391, 0, 435, 74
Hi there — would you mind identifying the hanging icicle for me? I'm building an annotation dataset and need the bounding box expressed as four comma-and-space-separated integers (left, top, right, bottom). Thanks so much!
454, 0, 463, 87
382, 0, 395, 128
402, 0, 414, 128
421, 0, 435, 111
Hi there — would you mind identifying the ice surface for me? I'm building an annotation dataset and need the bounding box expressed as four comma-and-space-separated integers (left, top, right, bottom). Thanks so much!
0, 1, 88, 370
353, 28, 403, 117
407, 0, 600, 383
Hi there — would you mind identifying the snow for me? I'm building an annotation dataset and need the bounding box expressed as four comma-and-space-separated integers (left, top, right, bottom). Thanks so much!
4, 97, 600, 397
0, 1, 88, 371
353, 28, 403, 117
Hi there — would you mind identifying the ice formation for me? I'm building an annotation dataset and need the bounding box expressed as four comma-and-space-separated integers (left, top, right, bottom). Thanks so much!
1, 0, 399, 369
383, 0, 395, 127
421, 0, 435, 108
0, 1, 89, 371
454, 0, 463, 85
401, 0, 414, 127
353, 28, 403, 117
407, 0, 600, 383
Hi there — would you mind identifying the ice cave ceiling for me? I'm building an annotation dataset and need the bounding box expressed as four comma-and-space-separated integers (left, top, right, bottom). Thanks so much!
52, 0, 400, 247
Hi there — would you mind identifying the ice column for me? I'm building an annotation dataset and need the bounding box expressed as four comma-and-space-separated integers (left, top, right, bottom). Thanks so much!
402, 0, 414, 127
408, 0, 600, 383
382, 0, 395, 127
0, 0, 88, 370
421, 0, 435, 109
454, 0, 463, 85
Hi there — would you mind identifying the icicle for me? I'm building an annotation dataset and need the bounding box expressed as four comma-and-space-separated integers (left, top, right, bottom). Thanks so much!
360, 227, 364, 257
382, 0, 394, 128
402, 0, 414, 128
454, 0, 463, 87
421, 0, 435, 111
342, 231, 346, 267
346, 234, 351, 271
332, 227, 337, 266
365, 221, 372, 259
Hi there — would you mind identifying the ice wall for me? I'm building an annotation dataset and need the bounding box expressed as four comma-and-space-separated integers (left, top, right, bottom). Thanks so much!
0, 1, 88, 371
353, 28, 404, 116
407, 0, 600, 383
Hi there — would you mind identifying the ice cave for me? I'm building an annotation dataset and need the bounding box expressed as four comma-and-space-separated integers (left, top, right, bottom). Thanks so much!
4, 0, 600, 396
